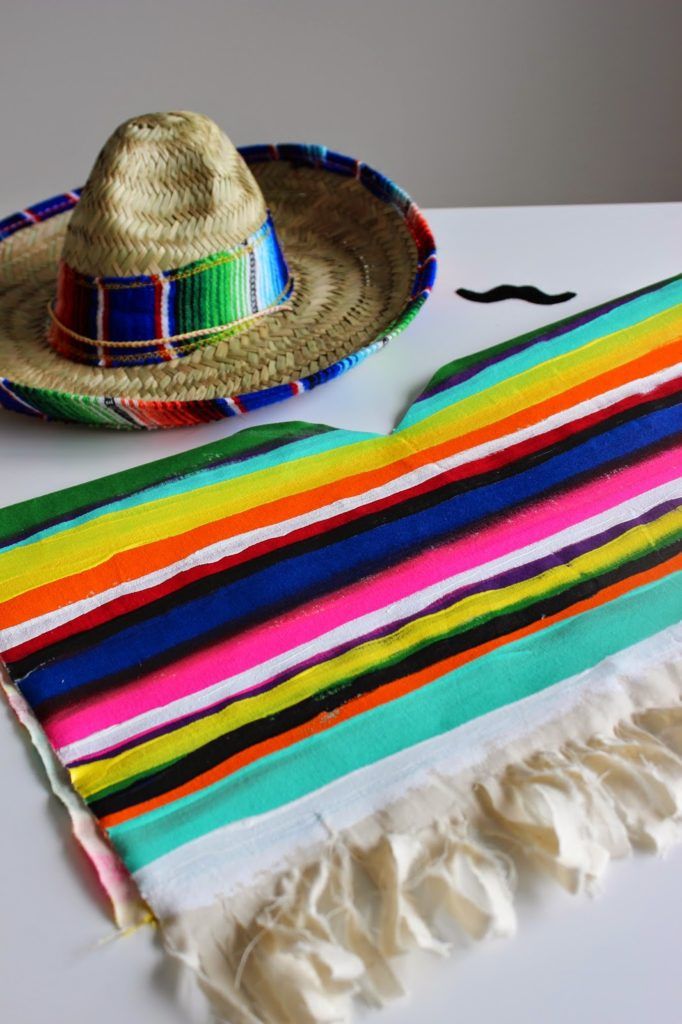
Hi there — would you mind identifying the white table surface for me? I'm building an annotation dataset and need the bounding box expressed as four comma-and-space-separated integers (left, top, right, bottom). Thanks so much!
0, 202, 680, 1024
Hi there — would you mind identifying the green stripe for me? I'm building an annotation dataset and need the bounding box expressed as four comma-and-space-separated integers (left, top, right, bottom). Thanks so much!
424, 273, 682, 391
88, 524, 680, 804
110, 566, 682, 871
3, 273, 679, 543
0, 425, 375, 554
12, 388, 119, 428
399, 275, 682, 430
309, 523, 682, 712
89, 755, 186, 803
173, 241, 270, 333
0, 421, 338, 545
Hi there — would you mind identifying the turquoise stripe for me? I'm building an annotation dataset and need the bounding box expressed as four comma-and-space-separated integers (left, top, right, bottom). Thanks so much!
399, 278, 682, 430
12, 280, 682, 553
3, 426, 373, 553
111, 567, 682, 871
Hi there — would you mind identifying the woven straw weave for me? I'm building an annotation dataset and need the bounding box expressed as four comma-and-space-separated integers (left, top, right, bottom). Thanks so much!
0, 112, 435, 427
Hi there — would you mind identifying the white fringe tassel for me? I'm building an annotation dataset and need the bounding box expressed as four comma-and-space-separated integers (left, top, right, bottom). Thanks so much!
158, 670, 682, 1024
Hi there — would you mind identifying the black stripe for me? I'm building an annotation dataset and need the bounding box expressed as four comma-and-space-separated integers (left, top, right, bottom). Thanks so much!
0, 424, 332, 550
69, 495, 682, 767
87, 539, 681, 819
30, 429, 680, 721
18, 387, 682, 696
420, 274, 680, 403
104, 396, 140, 428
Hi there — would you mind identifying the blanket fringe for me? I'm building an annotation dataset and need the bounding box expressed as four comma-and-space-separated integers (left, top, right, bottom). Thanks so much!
160, 689, 682, 1024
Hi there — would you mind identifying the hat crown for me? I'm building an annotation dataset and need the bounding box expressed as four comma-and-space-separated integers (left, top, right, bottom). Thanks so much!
61, 111, 267, 277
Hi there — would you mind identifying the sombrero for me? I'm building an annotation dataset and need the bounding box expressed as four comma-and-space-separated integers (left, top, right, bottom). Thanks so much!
0, 111, 436, 429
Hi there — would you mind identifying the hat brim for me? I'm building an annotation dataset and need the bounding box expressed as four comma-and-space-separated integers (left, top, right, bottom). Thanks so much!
0, 145, 436, 429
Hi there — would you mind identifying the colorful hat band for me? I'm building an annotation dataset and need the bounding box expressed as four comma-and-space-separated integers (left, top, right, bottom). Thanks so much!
47, 213, 293, 368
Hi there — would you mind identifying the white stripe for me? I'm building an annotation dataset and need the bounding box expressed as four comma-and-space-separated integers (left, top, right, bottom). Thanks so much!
159, 275, 173, 357
224, 396, 244, 415
0, 380, 41, 415
2, 359, 680, 653
160, 277, 170, 336
94, 396, 132, 428
112, 400, 148, 428
57, 477, 682, 763
134, 623, 682, 914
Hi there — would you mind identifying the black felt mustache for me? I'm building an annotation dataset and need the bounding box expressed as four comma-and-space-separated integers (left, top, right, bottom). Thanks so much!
456, 285, 576, 305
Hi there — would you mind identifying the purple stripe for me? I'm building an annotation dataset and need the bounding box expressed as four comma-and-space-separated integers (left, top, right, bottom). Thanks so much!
66, 493, 679, 766
418, 276, 679, 405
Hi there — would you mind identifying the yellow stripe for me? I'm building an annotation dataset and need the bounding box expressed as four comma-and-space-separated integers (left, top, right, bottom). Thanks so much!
71, 505, 682, 799
1, 307, 678, 603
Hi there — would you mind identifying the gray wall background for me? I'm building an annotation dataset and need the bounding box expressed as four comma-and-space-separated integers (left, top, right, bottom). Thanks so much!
1, 0, 680, 213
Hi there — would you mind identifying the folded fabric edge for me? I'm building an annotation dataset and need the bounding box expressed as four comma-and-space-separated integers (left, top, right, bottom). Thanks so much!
155, 651, 682, 1024
0, 663, 150, 931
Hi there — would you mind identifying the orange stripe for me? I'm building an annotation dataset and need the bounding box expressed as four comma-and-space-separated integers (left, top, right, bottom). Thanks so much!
97, 549, 682, 829
3, 339, 680, 627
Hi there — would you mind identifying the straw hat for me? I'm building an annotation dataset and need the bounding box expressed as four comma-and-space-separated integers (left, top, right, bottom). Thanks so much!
0, 111, 435, 429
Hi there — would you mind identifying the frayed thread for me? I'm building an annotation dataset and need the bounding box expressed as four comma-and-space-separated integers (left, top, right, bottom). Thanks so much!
161, 700, 682, 1024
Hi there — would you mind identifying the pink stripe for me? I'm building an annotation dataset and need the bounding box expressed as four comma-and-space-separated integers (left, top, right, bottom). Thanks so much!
45, 445, 681, 749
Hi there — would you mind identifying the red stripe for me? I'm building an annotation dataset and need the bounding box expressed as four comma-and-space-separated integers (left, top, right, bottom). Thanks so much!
77, 268, 90, 343
4, 374, 678, 669
152, 274, 172, 362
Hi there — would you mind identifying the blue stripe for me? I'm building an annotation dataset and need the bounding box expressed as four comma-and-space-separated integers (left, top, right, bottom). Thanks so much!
0, 381, 40, 418
106, 278, 158, 343
18, 399, 682, 706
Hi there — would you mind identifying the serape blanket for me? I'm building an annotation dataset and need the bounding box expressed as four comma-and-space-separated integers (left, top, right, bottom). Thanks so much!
1, 274, 681, 1023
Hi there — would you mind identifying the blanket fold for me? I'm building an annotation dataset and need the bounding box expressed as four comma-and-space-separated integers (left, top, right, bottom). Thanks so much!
1, 273, 680, 1022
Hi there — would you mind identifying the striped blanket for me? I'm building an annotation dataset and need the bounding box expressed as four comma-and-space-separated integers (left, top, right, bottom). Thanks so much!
1, 274, 681, 1023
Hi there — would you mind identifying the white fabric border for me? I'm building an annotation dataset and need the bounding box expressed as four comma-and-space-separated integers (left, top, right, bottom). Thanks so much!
136, 622, 682, 917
